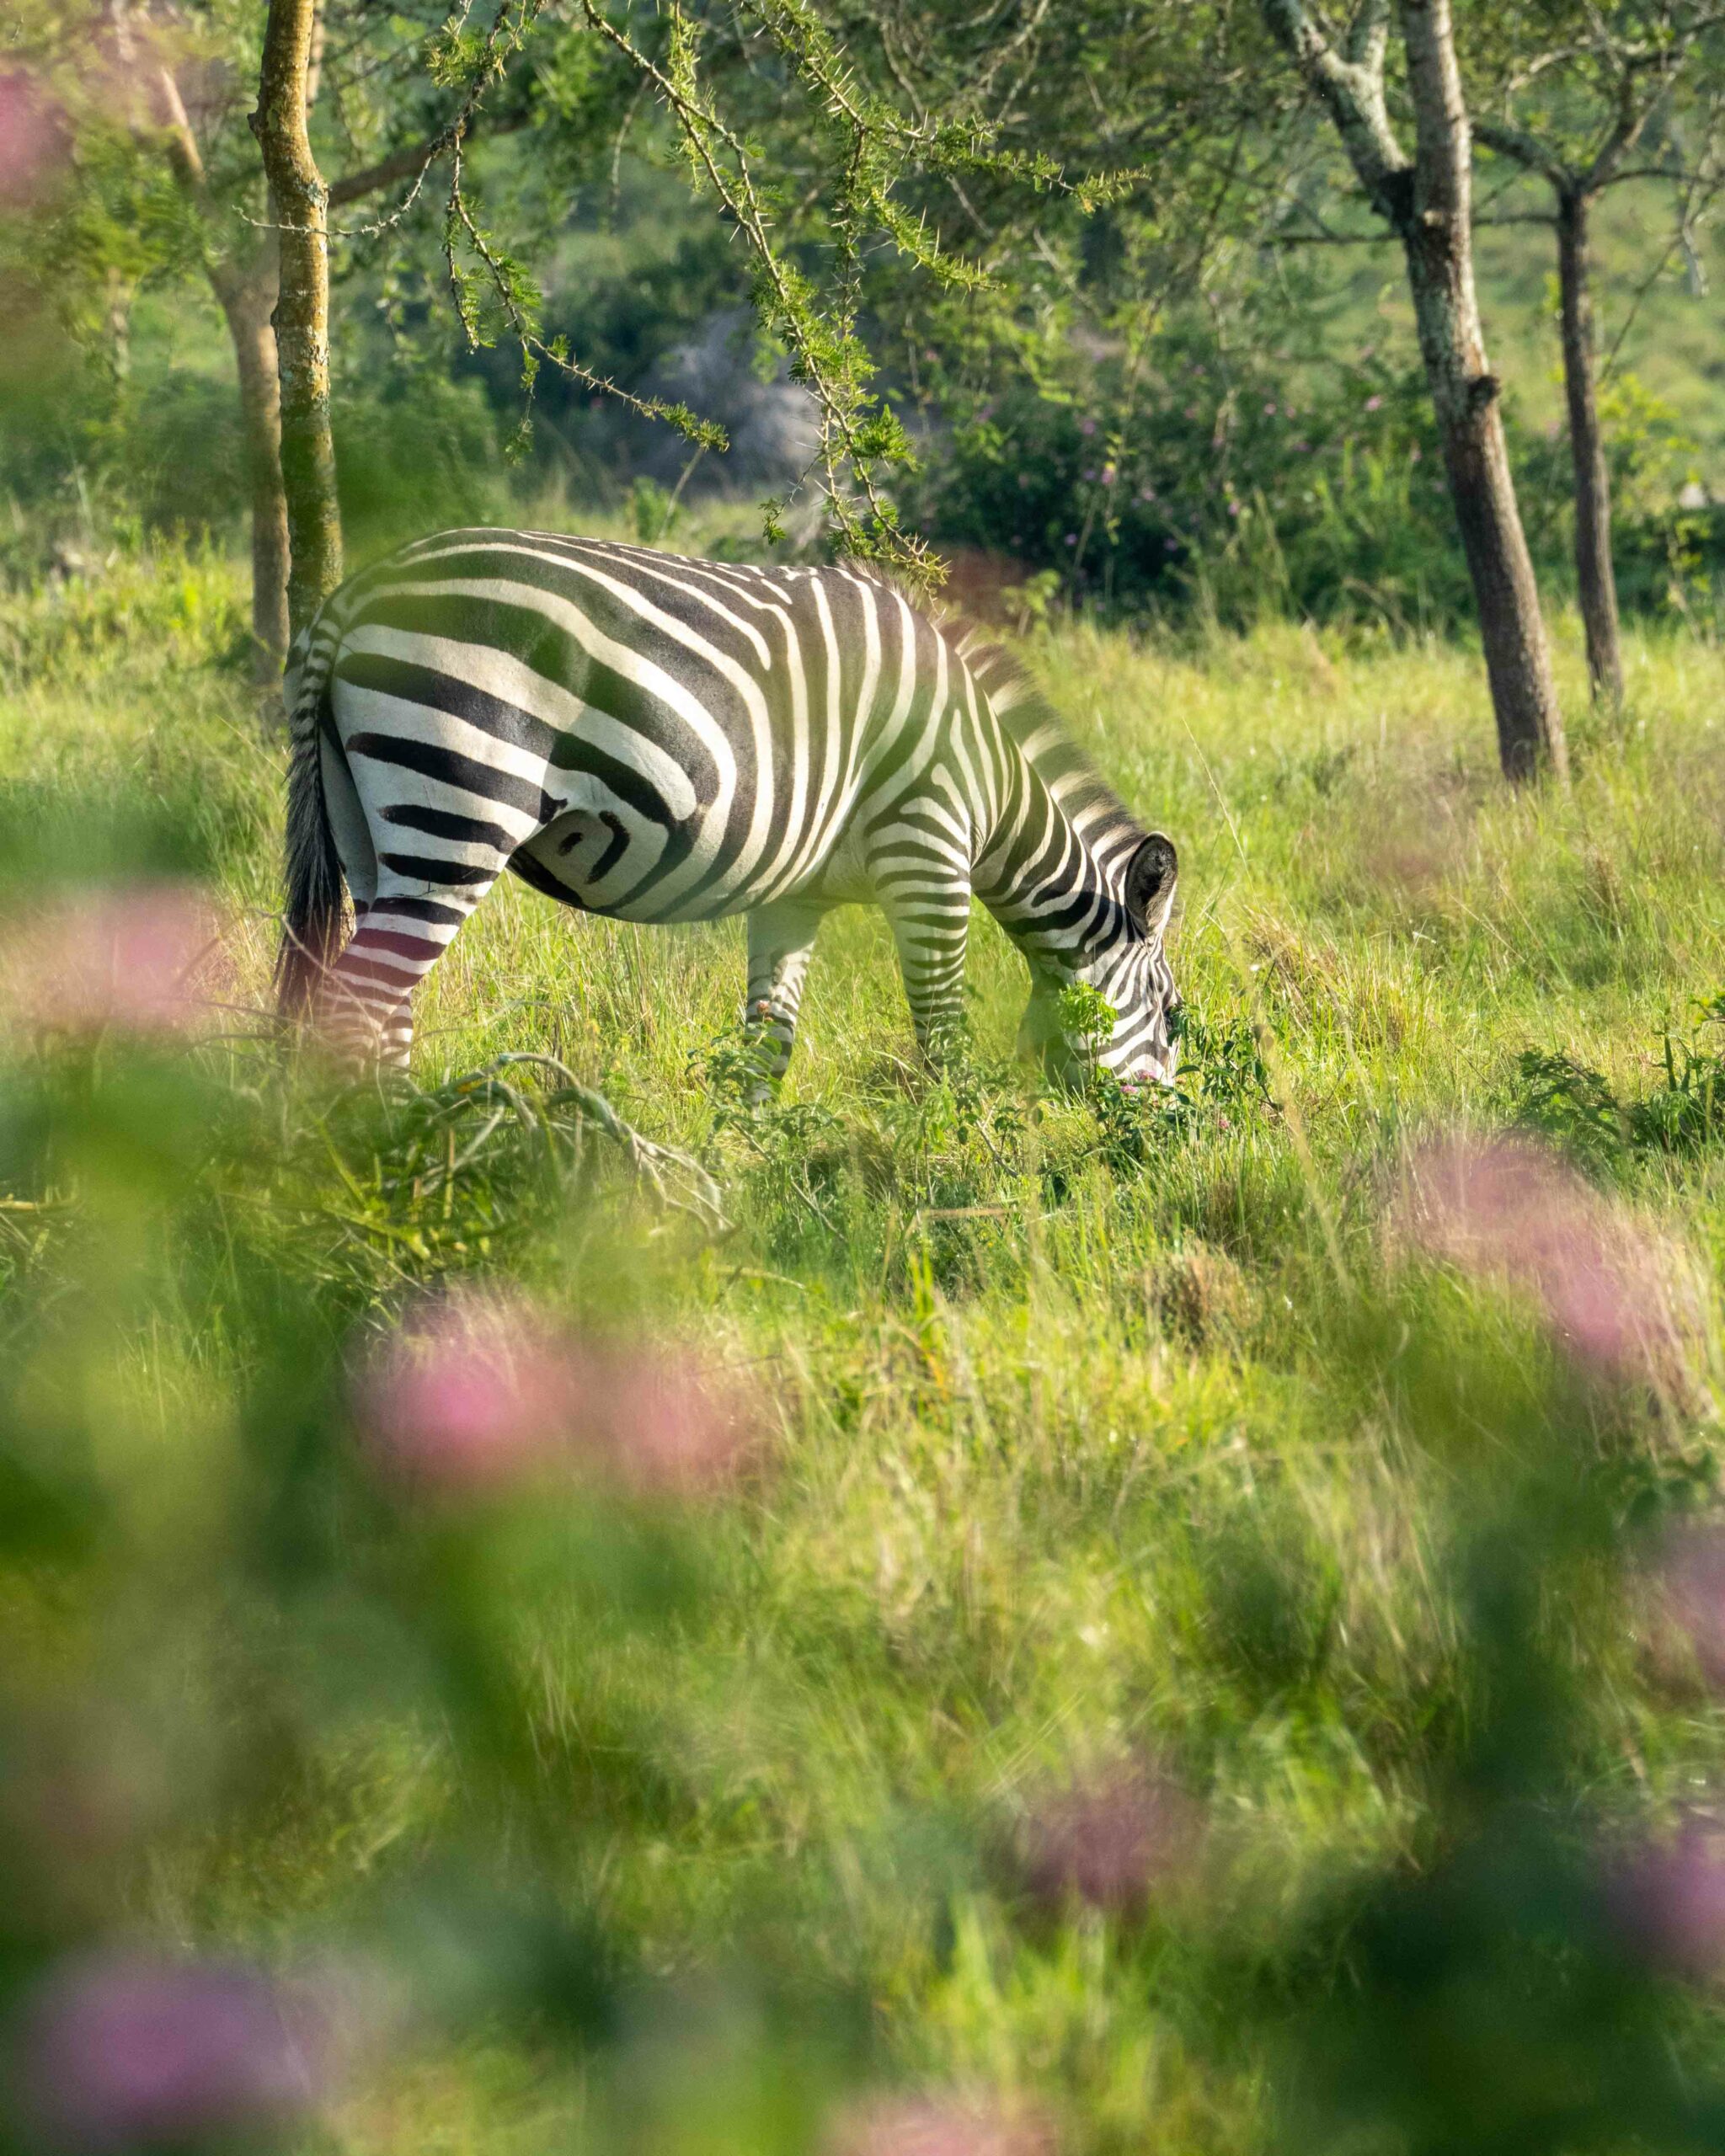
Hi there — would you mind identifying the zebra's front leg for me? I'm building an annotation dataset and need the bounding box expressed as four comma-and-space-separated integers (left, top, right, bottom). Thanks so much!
743, 896, 828, 1094
879, 879, 972, 1065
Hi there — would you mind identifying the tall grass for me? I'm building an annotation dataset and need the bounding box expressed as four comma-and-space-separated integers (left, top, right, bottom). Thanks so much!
1, 541, 1723, 2155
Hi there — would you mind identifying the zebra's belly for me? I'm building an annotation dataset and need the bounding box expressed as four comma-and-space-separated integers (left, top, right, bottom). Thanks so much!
510, 806, 835, 923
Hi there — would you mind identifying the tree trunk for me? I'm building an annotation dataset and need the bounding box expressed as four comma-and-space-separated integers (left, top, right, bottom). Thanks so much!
212, 245, 291, 683
1398, 0, 1566, 781
251, 0, 341, 643
1555, 189, 1624, 708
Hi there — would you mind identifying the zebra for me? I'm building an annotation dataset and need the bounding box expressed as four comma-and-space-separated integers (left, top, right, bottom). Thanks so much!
275, 528, 1182, 1085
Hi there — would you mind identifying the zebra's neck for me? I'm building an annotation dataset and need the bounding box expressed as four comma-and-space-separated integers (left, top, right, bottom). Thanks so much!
964, 650, 1146, 975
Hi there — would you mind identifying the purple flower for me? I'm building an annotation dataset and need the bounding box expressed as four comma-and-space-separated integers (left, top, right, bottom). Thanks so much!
1651, 1522, 1725, 1688
1078, 418, 1097, 437
1099, 463, 1117, 485
1064, 533, 1078, 547
1081, 469, 1096, 483
1162, 537, 1178, 552
1, 883, 224, 1040
13, 1954, 334, 2153
0, 72, 68, 205
825, 2095, 1054, 2156
1226, 500, 1242, 517
1393, 1138, 1692, 1387
1013, 1763, 1201, 1918
353, 1293, 759, 1499
1365, 394, 1383, 413
1608, 1822, 1725, 1982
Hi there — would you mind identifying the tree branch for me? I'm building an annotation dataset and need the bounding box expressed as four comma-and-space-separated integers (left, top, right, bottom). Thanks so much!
1260, 0, 1411, 221
327, 110, 529, 208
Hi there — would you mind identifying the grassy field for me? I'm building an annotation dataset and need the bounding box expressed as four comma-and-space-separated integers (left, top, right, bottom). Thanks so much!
3, 542, 1725, 2156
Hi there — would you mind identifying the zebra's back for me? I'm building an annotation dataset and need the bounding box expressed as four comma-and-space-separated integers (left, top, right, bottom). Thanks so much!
317, 528, 950, 925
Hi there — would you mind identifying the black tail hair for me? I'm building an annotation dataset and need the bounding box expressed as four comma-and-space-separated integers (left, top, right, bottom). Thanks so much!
273, 608, 349, 1023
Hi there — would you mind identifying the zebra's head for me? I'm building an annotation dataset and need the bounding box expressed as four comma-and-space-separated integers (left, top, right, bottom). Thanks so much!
1019, 831, 1182, 1088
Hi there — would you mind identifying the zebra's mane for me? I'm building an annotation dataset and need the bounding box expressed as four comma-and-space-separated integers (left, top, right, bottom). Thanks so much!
939, 623, 1146, 851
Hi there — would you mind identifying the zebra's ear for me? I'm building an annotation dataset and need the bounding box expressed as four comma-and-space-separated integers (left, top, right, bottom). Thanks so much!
1124, 832, 1178, 937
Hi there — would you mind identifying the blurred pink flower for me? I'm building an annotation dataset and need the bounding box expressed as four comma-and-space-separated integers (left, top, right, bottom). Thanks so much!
0, 883, 221, 1038
1394, 1137, 1691, 1386
1365, 394, 1383, 413
825, 2095, 1055, 2156
354, 1294, 756, 1498
14, 1952, 334, 2152
1014, 1763, 1200, 1918
1607, 1819, 1725, 1982
0, 73, 67, 205
1648, 1520, 1725, 1688
354, 1294, 574, 1492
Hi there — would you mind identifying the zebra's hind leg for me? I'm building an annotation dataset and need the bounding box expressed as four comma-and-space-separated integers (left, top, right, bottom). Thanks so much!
743, 897, 829, 1094
319, 873, 500, 1069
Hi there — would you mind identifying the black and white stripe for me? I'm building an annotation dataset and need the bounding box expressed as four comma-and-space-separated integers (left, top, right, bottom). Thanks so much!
276, 529, 1181, 1081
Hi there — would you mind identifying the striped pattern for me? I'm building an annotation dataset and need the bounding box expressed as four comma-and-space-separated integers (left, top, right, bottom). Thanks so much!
276, 529, 1181, 1081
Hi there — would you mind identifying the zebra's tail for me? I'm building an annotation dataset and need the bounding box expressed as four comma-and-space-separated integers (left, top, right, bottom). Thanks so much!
274, 600, 349, 1026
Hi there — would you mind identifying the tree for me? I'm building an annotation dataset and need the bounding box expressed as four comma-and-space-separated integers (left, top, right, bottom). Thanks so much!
1470, 2, 1725, 706
252, 0, 342, 643
1262, 0, 1567, 780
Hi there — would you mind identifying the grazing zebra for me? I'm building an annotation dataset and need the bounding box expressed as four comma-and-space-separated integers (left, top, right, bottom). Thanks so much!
275, 529, 1182, 1083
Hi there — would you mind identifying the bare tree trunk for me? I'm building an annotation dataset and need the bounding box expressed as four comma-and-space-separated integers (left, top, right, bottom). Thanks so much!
1555, 189, 1625, 707
1398, 0, 1566, 781
1261, 0, 1567, 781
206, 243, 291, 683
251, 0, 341, 643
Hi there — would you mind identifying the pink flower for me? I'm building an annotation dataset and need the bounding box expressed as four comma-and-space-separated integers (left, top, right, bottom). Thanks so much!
1393, 1137, 1691, 1387
353, 1294, 756, 1499
354, 1294, 574, 1492
13, 1952, 335, 2152
1263, 402, 1277, 417
1648, 1521, 1725, 1688
825, 2095, 1055, 2156
1099, 464, 1118, 486
1365, 394, 1383, 413
1078, 418, 1097, 437
1013, 1764, 1200, 1918
0, 72, 67, 205
1607, 1821, 1725, 1982
0, 883, 222, 1039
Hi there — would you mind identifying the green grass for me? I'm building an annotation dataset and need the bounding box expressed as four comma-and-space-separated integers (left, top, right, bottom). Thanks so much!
3, 542, 1725, 2155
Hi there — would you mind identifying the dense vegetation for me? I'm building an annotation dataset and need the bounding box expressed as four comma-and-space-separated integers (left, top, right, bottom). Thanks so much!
4, 536, 1725, 2153
6, 0, 1725, 2145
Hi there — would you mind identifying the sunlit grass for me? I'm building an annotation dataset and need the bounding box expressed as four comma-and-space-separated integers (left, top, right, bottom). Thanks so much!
2, 544, 1724, 2153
